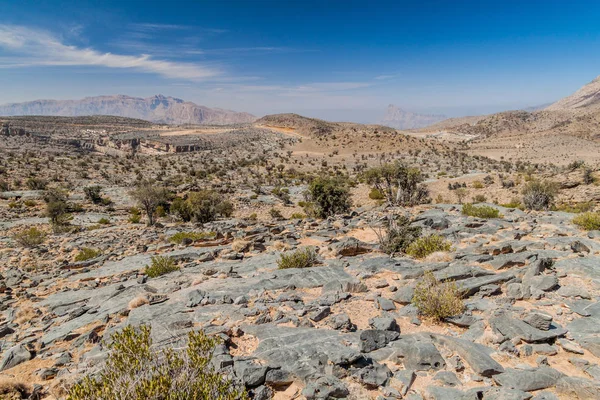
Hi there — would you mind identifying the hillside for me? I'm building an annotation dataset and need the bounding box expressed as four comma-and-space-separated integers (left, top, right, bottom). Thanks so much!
0, 94, 257, 125
546, 75, 600, 110
380, 104, 447, 129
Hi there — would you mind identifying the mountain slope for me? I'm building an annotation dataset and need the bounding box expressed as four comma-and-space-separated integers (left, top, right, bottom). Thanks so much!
379, 104, 447, 129
546, 75, 600, 110
0, 95, 256, 125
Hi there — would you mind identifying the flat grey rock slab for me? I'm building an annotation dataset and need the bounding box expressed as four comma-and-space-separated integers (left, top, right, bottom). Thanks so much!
433, 335, 504, 377
490, 314, 567, 343
493, 368, 564, 391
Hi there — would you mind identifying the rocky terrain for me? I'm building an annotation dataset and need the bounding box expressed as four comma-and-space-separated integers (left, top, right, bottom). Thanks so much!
379, 105, 447, 130
0, 95, 257, 125
1, 105, 600, 399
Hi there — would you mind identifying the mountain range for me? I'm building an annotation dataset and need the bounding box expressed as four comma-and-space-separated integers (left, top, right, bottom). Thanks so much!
379, 104, 447, 130
0, 95, 257, 125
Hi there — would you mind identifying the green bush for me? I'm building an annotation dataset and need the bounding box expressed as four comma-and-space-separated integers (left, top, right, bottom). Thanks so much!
462, 203, 501, 219
97, 217, 110, 225
412, 271, 465, 321
74, 248, 101, 262
500, 198, 522, 209
13, 227, 46, 248
145, 256, 179, 278
172, 191, 234, 223
169, 231, 216, 244
290, 212, 306, 219
472, 194, 487, 203
472, 180, 484, 189
573, 212, 600, 231
304, 177, 351, 218
375, 215, 422, 255
129, 207, 142, 224
26, 177, 47, 190
368, 188, 385, 200
269, 208, 284, 220
554, 201, 595, 213
84, 185, 103, 204
406, 234, 452, 259
277, 247, 318, 269
67, 325, 247, 400
522, 180, 558, 210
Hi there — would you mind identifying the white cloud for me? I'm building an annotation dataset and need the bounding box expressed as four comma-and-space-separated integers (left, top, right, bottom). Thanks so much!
0, 25, 221, 81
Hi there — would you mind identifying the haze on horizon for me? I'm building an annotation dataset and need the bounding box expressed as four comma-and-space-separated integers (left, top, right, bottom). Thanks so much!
0, 0, 599, 122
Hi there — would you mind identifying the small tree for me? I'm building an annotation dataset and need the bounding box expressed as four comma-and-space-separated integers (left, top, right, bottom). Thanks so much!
304, 177, 352, 218
364, 162, 429, 206
129, 181, 168, 226
84, 186, 103, 204
455, 188, 468, 204
373, 215, 422, 256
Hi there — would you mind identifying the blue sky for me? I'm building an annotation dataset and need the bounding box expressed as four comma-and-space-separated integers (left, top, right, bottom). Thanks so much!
0, 0, 599, 121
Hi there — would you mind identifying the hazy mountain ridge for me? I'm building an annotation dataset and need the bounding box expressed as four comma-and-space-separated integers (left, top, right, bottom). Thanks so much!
0, 94, 257, 125
379, 104, 447, 130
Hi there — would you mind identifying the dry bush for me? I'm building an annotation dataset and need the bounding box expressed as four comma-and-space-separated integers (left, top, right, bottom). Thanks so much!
231, 239, 250, 252
277, 247, 318, 269
522, 180, 558, 210
373, 215, 421, 256
128, 295, 149, 310
412, 271, 464, 321
573, 212, 600, 231
406, 234, 452, 259
0, 378, 31, 398
13, 227, 46, 248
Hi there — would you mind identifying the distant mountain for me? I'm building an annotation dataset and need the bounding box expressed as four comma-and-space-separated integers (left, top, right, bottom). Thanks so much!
0, 95, 256, 125
379, 104, 447, 130
546, 75, 600, 110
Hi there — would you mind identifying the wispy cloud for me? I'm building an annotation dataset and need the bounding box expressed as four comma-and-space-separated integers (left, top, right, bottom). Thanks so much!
0, 25, 221, 81
374, 73, 401, 80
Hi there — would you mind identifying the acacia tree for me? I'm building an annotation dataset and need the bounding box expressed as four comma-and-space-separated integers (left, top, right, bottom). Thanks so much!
129, 181, 168, 226
364, 162, 429, 206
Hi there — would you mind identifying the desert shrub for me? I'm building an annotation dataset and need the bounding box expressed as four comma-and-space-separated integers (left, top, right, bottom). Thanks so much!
128, 207, 142, 224
472, 180, 484, 189
500, 198, 522, 209
13, 227, 46, 248
472, 194, 487, 203
364, 162, 429, 206
83, 185, 103, 204
374, 215, 422, 255
46, 199, 69, 226
23, 199, 36, 207
568, 160, 585, 170
0, 180, 9, 191
74, 248, 101, 262
454, 188, 468, 204
155, 205, 167, 218
145, 256, 179, 278
554, 201, 595, 213
583, 169, 595, 185
246, 213, 258, 221
173, 191, 234, 223
169, 231, 215, 244
573, 212, 600, 231
97, 217, 110, 225
522, 180, 558, 210
462, 203, 501, 219
271, 187, 291, 204
269, 208, 284, 220
129, 181, 168, 226
412, 271, 464, 321
406, 234, 452, 259
290, 213, 306, 219
26, 177, 47, 190
277, 247, 318, 269
368, 188, 385, 200
304, 176, 351, 218
67, 325, 247, 400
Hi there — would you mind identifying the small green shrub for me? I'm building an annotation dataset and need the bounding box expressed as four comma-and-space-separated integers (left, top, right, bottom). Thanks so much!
412, 271, 465, 322
269, 208, 284, 220
172, 190, 234, 223
406, 234, 452, 259
375, 215, 422, 255
129, 207, 142, 224
277, 247, 318, 269
368, 188, 385, 200
67, 325, 247, 400
472, 194, 487, 203
246, 213, 257, 221
83, 185, 103, 204
522, 180, 558, 210
74, 248, 101, 262
290, 212, 306, 219
23, 199, 37, 207
26, 177, 47, 190
145, 256, 179, 278
573, 212, 600, 231
462, 203, 501, 219
97, 217, 110, 225
554, 201, 595, 213
14, 227, 46, 248
500, 198, 522, 209
169, 231, 216, 244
